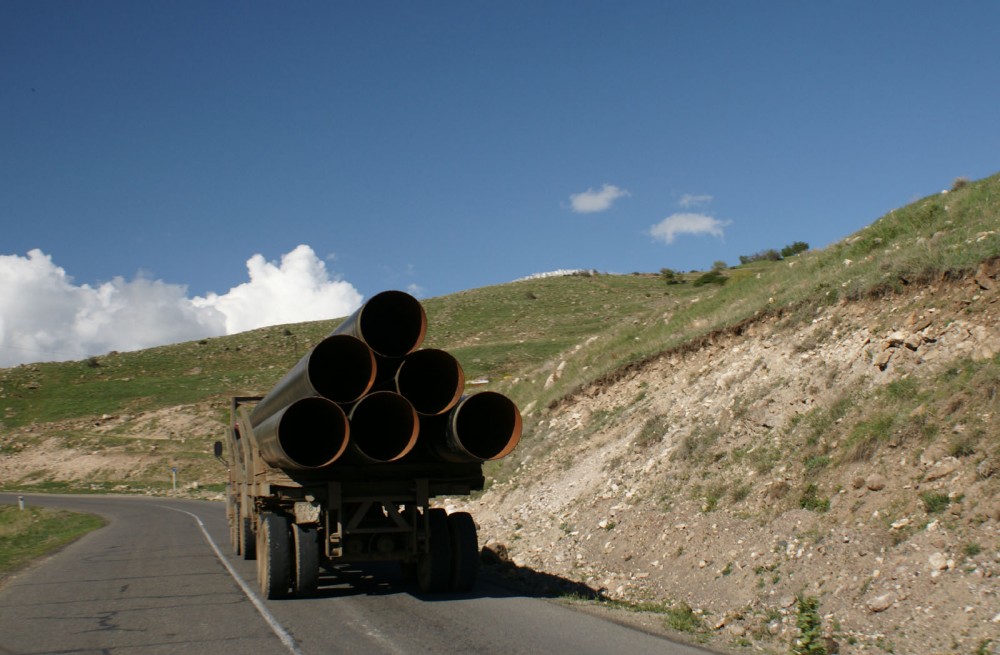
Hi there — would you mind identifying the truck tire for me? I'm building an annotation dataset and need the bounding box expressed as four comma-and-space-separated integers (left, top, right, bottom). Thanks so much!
257, 512, 291, 599
240, 515, 256, 560
292, 524, 320, 597
417, 508, 452, 593
447, 511, 479, 592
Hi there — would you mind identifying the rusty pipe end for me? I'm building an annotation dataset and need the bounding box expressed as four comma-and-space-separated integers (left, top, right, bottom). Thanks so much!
452, 391, 521, 461
334, 290, 427, 358
427, 391, 521, 463
256, 397, 350, 470
396, 349, 465, 415
249, 334, 375, 426
348, 391, 419, 463
310, 334, 377, 403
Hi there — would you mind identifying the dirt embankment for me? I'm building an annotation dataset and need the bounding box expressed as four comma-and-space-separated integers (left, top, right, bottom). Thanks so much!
458, 263, 1000, 654
0, 403, 222, 494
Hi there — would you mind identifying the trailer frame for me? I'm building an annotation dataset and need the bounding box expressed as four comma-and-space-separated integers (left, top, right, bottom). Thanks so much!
220, 396, 483, 598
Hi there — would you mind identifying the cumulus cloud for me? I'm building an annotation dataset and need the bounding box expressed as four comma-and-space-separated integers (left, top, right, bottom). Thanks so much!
568, 184, 630, 213
649, 213, 731, 245
0, 245, 362, 367
193, 245, 362, 334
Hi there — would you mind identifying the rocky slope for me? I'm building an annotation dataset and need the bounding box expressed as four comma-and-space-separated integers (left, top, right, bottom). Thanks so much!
456, 261, 1000, 654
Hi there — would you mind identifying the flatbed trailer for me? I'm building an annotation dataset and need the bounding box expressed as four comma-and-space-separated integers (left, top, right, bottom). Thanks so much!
219, 396, 483, 599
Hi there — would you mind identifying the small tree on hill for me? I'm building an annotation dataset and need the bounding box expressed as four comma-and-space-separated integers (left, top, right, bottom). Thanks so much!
739, 249, 781, 265
781, 241, 809, 258
660, 268, 682, 285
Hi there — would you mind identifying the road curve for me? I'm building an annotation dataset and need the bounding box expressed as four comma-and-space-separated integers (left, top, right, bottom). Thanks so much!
0, 494, 715, 655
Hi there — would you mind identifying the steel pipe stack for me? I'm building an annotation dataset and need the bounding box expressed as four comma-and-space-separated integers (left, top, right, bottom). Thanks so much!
248, 290, 521, 472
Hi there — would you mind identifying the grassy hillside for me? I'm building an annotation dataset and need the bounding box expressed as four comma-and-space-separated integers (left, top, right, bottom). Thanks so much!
1, 172, 998, 494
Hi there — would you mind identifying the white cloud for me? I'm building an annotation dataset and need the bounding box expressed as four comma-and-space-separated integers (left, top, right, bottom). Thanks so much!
405, 283, 427, 298
568, 184, 630, 213
0, 249, 226, 366
649, 213, 731, 245
193, 245, 362, 334
679, 193, 713, 208
0, 245, 363, 367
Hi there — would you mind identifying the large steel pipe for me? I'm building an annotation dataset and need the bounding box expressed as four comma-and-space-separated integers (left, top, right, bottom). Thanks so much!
331, 290, 427, 358
422, 391, 522, 463
394, 349, 465, 416
348, 391, 419, 463
254, 397, 350, 470
250, 334, 376, 426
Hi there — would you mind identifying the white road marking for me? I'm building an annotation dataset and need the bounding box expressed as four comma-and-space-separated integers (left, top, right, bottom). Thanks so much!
162, 506, 305, 655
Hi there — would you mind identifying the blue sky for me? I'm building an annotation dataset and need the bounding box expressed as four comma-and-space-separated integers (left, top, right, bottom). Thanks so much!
2, 1, 1000, 365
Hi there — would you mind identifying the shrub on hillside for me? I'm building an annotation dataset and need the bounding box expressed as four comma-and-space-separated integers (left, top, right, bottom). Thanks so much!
739, 242, 809, 265
660, 268, 683, 284
739, 249, 781, 265
781, 241, 810, 258
692, 270, 728, 286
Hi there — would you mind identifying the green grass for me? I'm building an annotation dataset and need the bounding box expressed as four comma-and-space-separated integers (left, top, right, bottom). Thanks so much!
664, 602, 706, 633
1, 171, 1000, 492
963, 542, 982, 558
635, 414, 670, 447
0, 505, 105, 577
842, 414, 896, 462
799, 484, 831, 513
921, 491, 951, 514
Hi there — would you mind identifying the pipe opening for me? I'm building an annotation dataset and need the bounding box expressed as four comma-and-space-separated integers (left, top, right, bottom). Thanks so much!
357, 290, 427, 358
453, 392, 522, 461
276, 397, 349, 468
396, 349, 465, 415
349, 391, 419, 462
309, 335, 376, 403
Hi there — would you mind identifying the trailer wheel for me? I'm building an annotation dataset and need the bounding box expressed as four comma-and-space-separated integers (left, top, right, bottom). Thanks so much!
257, 513, 291, 599
228, 498, 239, 554
292, 524, 320, 597
417, 508, 452, 593
447, 512, 479, 592
240, 515, 256, 560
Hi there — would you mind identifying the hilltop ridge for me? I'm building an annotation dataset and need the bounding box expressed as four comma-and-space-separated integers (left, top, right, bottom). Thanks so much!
2, 173, 1000, 653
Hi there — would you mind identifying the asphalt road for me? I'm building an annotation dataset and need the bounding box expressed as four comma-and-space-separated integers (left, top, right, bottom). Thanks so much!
0, 494, 715, 655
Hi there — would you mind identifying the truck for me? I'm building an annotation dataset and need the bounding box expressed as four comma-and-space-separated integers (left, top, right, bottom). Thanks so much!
215, 291, 521, 599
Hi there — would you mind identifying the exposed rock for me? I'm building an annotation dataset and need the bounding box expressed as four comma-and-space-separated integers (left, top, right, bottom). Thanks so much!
974, 264, 996, 290
976, 458, 996, 479
928, 552, 949, 571
884, 331, 907, 348
866, 474, 887, 491
924, 457, 960, 481
867, 593, 895, 612
873, 349, 893, 370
